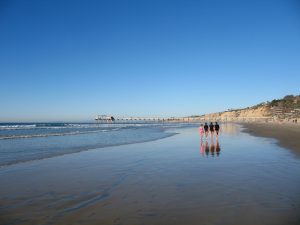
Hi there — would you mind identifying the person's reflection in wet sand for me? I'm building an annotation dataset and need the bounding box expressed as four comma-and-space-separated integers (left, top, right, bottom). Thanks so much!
200, 140, 205, 156
205, 141, 209, 156
216, 139, 221, 156
201, 135, 221, 157
210, 138, 215, 157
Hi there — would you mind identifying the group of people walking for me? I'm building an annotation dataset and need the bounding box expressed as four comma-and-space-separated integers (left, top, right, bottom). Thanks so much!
199, 122, 220, 139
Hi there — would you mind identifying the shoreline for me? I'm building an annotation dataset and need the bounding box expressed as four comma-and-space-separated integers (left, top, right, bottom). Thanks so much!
241, 122, 300, 155
0, 132, 177, 168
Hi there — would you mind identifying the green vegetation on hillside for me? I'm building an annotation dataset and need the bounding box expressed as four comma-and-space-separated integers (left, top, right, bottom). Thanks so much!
270, 95, 300, 108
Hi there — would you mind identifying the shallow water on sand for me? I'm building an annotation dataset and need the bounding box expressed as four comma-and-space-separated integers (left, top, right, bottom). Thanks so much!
0, 124, 300, 225
0, 123, 184, 167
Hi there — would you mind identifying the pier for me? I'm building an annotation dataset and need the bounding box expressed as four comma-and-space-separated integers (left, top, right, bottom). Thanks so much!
95, 115, 277, 123
95, 115, 190, 123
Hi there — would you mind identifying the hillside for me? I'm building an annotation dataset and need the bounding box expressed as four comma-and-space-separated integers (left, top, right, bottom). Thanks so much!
199, 94, 300, 122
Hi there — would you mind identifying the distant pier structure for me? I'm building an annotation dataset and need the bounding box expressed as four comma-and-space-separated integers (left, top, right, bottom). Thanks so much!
94, 115, 202, 123
95, 115, 115, 123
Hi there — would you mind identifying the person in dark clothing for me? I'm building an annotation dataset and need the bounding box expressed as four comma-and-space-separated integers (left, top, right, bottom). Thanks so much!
209, 122, 214, 138
204, 122, 209, 138
215, 122, 220, 137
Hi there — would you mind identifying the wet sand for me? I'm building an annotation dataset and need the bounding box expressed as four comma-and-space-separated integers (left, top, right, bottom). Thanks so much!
1, 125, 300, 225
242, 123, 300, 155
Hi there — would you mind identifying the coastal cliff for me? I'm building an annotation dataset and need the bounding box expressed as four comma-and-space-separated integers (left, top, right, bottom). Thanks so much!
195, 94, 300, 122
201, 105, 272, 122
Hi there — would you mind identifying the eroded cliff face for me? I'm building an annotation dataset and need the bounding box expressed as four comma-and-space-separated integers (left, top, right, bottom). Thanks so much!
196, 95, 300, 122
237, 106, 272, 117
202, 105, 272, 121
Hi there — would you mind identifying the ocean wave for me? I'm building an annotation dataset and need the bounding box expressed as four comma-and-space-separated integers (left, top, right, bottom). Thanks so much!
0, 124, 37, 130
0, 123, 133, 130
0, 129, 111, 140
0, 125, 153, 140
0, 123, 197, 139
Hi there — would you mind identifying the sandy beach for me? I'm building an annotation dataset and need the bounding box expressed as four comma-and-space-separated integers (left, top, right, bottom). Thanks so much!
1, 124, 300, 225
242, 123, 300, 155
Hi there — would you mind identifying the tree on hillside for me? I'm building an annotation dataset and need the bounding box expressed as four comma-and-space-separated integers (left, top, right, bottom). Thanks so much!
270, 99, 280, 107
284, 95, 294, 100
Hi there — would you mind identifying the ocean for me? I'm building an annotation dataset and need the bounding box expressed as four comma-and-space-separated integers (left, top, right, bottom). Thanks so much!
0, 122, 196, 167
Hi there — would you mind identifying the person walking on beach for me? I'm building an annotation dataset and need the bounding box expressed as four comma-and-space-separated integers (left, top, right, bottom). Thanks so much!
209, 122, 214, 138
199, 124, 205, 139
215, 122, 220, 138
204, 122, 209, 138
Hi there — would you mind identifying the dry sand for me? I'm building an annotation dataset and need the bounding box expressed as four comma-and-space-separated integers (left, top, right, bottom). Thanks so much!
242, 122, 300, 155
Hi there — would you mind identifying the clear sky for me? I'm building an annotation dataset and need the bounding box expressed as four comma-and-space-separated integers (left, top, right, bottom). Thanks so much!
1, 0, 300, 122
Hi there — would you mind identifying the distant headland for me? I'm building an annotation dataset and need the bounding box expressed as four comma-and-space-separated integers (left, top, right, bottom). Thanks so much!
191, 94, 300, 123
93, 94, 300, 123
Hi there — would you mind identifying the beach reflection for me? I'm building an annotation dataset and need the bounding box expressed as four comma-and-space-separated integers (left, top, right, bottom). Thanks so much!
216, 139, 221, 156
221, 123, 239, 135
200, 139, 221, 157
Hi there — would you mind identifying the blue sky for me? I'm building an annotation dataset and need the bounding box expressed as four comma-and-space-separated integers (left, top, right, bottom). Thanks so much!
1, 0, 300, 122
